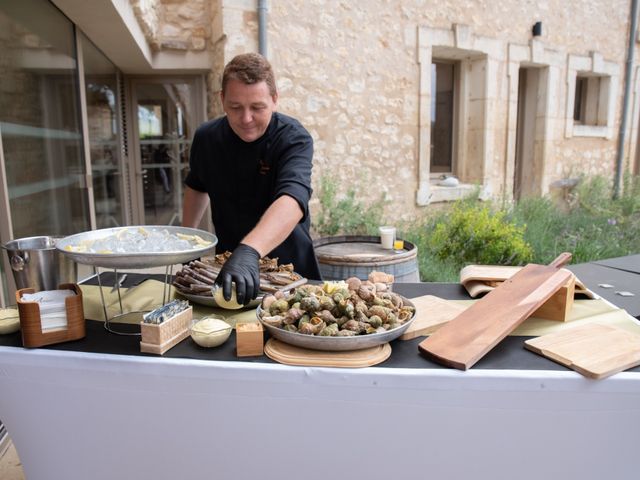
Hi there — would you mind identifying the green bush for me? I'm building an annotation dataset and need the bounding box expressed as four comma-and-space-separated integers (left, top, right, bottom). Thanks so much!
428, 202, 533, 268
406, 223, 460, 282
313, 175, 384, 237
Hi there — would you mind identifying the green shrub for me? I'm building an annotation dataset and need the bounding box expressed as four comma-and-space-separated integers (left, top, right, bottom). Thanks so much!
313, 175, 384, 237
406, 225, 460, 282
428, 202, 533, 268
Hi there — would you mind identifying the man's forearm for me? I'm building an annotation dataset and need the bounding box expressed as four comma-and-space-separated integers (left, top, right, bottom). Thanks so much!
182, 186, 210, 227
241, 195, 303, 257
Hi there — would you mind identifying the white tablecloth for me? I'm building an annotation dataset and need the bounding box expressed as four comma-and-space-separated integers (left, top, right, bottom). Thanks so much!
1, 346, 639, 480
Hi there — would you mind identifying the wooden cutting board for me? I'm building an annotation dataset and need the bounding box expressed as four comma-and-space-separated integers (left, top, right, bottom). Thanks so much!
524, 323, 640, 379
418, 253, 573, 370
264, 338, 391, 368
400, 295, 467, 340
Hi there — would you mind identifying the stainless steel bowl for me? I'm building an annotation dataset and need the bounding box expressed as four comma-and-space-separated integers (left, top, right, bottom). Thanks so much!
2, 236, 77, 290
56, 226, 217, 269
256, 296, 416, 351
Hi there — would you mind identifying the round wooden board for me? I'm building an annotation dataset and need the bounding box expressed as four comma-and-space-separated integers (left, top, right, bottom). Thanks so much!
264, 338, 392, 368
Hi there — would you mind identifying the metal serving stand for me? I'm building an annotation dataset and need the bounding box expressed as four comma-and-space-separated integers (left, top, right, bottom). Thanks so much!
57, 226, 217, 335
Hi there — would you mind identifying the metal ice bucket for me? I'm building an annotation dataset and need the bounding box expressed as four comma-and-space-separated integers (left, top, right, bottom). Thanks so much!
1, 236, 77, 290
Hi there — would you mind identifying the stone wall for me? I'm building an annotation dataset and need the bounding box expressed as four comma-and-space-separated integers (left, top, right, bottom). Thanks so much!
130, 0, 161, 49
139, 0, 638, 224
131, 0, 212, 51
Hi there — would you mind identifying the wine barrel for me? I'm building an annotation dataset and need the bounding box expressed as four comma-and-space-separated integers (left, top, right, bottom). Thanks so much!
313, 235, 420, 282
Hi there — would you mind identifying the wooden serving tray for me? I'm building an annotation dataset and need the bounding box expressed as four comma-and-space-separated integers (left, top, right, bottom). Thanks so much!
264, 338, 391, 368
524, 323, 640, 379
419, 253, 573, 370
399, 295, 467, 340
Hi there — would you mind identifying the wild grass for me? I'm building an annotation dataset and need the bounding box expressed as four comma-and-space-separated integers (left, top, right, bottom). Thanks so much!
401, 175, 640, 281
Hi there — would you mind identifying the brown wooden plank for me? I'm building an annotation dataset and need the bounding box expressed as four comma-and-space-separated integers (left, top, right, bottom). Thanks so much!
418, 254, 573, 370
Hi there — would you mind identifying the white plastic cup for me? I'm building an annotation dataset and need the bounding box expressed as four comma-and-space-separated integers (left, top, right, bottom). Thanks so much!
379, 226, 396, 249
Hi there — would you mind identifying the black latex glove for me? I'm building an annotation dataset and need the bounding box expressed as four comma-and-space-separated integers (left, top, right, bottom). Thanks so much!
215, 243, 261, 305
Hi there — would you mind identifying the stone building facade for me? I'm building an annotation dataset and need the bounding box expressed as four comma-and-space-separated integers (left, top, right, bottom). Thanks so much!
128, 0, 640, 223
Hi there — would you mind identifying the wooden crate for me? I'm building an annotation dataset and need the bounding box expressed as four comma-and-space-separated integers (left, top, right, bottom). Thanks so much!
140, 306, 192, 355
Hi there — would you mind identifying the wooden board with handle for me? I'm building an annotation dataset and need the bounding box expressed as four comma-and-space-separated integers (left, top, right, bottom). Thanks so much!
524, 323, 640, 379
399, 295, 467, 340
418, 253, 573, 370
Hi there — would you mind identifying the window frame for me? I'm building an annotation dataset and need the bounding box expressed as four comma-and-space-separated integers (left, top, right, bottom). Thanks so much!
565, 53, 619, 139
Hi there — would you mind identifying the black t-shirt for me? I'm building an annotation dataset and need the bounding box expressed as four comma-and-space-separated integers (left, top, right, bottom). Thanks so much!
185, 112, 321, 280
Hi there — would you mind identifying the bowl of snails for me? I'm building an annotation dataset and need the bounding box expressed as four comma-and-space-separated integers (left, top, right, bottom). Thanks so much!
256, 279, 415, 351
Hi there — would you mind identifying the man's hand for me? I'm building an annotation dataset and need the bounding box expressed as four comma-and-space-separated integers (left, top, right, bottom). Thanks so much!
215, 244, 261, 305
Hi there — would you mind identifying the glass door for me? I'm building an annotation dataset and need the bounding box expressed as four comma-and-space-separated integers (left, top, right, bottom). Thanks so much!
0, 0, 95, 303
79, 32, 126, 229
0, 1, 91, 239
129, 77, 205, 226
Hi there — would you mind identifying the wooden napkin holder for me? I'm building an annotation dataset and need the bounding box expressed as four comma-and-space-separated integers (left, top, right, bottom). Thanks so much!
140, 306, 192, 355
16, 283, 85, 348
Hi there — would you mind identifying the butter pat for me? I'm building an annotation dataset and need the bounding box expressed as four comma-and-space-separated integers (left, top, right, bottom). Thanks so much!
191, 317, 232, 348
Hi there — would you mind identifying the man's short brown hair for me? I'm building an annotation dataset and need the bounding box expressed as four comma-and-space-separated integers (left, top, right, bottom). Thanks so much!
222, 53, 277, 97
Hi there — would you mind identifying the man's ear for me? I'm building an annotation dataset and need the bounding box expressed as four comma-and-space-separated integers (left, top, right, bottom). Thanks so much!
272, 92, 279, 109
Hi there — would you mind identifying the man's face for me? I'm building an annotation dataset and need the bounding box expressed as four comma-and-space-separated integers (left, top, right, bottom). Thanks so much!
221, 79, 278, 142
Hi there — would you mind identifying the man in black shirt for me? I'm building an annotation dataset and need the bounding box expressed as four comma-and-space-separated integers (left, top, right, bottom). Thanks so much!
182, 53, 321, 305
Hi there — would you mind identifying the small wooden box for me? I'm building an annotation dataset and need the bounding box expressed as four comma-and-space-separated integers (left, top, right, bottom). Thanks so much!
16, 283, 85, 348
140, 306, 192, 355
236, 322, 264, 357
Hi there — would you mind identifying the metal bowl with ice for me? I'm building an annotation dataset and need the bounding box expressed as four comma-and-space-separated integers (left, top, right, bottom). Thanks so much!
56, 226, 218, 269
